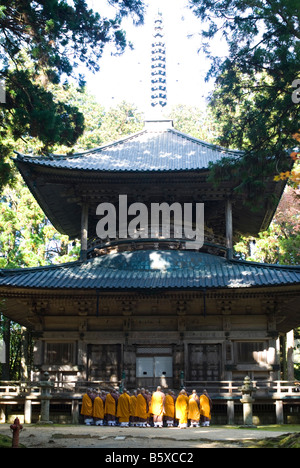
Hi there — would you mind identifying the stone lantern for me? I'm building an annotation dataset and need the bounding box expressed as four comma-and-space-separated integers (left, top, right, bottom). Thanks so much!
239, 376, 256, 427
37, 371, 54, 424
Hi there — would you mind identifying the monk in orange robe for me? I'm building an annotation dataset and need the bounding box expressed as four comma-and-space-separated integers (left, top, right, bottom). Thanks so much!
145, 390, 152, 427
105, 389, 118, 426
135, 388, 148, 427
93, 391, 105, 426
116, 389, 131, 427
81, 389, 94, 425
175, 390, 189, 428
188, 390, 200, 427
151, 386, 165, 427
164, 390, 175, 427
200, 390, 212, 426
129, 390, 137, 426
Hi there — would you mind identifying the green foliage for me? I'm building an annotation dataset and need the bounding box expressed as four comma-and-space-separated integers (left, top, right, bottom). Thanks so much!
166, 104, 218, 143
188, 0, 300, 203
245, 432, 300, 448
4, 68, 85, 151
0, 0, 145, 187
0, 433, 15, 448
0, 175, 81, 268
97, 101, 144, 143
234, 185, 300, 265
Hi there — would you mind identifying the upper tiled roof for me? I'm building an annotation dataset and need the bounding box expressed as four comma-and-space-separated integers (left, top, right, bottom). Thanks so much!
15, 121, 242, 173
0, 250, 299, 291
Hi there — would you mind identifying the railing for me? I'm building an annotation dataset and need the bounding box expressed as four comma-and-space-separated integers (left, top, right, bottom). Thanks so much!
0, 379, 299, 398
183, 380, 300, 397
0, 380, 122, 398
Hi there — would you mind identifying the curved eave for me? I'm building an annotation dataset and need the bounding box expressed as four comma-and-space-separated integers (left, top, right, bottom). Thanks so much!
0, 250, 299, 291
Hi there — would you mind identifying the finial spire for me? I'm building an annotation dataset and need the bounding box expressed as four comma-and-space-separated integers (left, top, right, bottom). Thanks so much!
150, 11, 167, 109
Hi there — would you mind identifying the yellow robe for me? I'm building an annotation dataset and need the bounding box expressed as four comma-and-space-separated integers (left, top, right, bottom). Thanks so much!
116, 393, 131, 423
151, 391, 165, 416
93, 396, 104, 419
135, 393, 148, 420
105, 393, 116, 417
200, 394, 211, 420
164, 394, 175, 419
81, 393, 93, 417
175, 394, 189, 424
188, 396, 200, 421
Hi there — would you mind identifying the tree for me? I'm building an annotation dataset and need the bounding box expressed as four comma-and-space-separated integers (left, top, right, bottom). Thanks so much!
0, 0, 145, 188
234, 185, 300, 265
166, 104, 218, 143
274, 138, 300, 186
98, 100, 144, 142
188, 0, 300, 203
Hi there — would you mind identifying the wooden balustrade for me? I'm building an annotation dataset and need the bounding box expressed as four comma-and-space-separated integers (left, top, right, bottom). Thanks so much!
1, 379, 299, 397
0, 379, 299, 425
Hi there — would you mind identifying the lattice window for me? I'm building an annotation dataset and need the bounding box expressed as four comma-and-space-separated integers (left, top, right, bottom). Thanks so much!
236, 342, 266, 364
45, 342, 75, 365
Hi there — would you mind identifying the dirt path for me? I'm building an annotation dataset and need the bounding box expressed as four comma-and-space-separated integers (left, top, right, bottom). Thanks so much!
0, 424, 295, 449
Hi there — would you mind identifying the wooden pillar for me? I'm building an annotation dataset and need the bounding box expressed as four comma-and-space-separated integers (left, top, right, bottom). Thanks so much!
80, 203, 89, 261
72, 399, 80, 424
276, 400, 284, 424
286, 330, 295, 382
227, 400, 235, 425
225, 199, 233, 259
0, 405, 5, 423
24, 398, 32, 424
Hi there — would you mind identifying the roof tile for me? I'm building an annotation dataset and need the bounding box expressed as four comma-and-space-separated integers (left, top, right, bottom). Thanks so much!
0, 250, 299, 291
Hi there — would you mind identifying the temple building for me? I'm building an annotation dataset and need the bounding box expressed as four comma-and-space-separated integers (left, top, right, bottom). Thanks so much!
0, 14, 299, 423
0, 115, 299, 392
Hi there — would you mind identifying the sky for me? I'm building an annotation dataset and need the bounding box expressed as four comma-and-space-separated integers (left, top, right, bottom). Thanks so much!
84, 0, 225, 114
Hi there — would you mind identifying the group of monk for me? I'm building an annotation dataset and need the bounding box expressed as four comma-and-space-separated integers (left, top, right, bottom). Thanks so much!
81, 386, 212, 429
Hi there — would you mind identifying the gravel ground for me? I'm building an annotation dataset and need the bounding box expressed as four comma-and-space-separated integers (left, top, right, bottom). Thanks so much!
0, 424, 296, 449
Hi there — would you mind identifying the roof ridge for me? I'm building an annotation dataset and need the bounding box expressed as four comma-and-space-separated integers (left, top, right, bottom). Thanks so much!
168, 128, 244, 156
13, 128, 149, 161
230, 257, 300, 271
0, 258, 84, 275
14, 126, 244, 162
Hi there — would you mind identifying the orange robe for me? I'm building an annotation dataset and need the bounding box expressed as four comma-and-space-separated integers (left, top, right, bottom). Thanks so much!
175, 394, 189, 425
93, 396, 104, 419
81, 393, 93, 417
129, 394, 137, 420
135, 393, 148, 421
188, 396, 200, 421
105, 393, 116, 417
164, 394, 175, 419
146, 393, 152, 419
200, 394, 211, 420
116, 393, 131, 423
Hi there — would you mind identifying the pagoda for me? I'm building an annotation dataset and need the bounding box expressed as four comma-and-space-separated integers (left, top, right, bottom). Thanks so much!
0, 13, 299, 396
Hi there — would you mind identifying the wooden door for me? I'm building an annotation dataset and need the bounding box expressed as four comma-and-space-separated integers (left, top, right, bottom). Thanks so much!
87, 344, 121, 383
188, 344, 221, 381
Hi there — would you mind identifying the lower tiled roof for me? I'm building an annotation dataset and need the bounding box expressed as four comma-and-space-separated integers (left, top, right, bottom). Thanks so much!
0, 250, 299, 290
